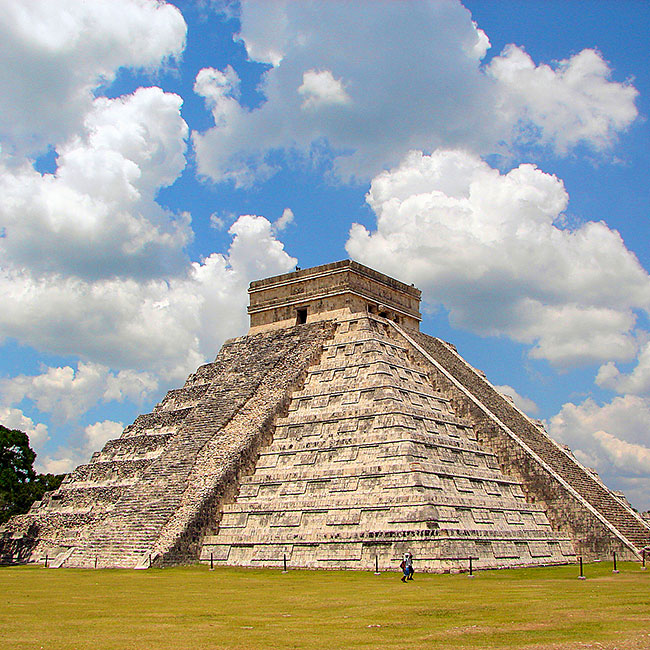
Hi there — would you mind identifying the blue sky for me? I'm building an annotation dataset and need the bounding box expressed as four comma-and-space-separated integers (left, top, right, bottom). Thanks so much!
1, 1, 650, 509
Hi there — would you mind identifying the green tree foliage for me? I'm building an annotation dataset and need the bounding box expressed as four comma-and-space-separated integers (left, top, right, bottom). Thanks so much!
0, 424, 65, 523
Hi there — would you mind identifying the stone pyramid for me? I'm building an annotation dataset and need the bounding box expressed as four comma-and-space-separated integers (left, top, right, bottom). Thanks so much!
2, 260, 649, 570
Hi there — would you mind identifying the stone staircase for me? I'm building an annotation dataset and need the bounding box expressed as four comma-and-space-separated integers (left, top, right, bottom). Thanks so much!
202, 315, 575, 571
1, 322, 334, 567
65, 322, 334, 568
405, 329, 650, 557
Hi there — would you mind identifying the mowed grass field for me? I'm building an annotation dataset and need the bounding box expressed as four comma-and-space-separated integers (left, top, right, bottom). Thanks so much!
2, 562, 650, 650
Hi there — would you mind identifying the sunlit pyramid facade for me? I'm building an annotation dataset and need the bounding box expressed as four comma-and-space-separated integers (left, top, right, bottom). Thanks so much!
2, 261, 649, 570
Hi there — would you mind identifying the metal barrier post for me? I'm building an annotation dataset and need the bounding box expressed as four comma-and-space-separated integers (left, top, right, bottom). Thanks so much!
374, 556, 380, 575
282, 553, 288, 573
613, 551, 619, 574
578, 556, 586, 580
468, 556, 474, 578
642, 549, 647, 570
44, 554, 48, 568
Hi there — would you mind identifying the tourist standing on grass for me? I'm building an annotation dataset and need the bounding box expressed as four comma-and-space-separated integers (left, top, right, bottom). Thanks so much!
406, 552, 414, 580
400, 553, 411, 582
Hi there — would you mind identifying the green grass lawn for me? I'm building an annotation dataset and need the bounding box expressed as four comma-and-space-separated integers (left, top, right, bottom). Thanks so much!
2, 562, 650, 650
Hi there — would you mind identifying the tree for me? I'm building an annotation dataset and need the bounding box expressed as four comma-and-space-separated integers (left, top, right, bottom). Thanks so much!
0, 425, 65, 524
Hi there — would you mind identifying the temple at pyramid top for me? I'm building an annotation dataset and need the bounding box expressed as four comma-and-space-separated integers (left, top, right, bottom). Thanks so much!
248, 259, 422, 332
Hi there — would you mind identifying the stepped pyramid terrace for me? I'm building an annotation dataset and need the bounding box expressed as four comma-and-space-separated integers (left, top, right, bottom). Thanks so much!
2, 260, 649, 570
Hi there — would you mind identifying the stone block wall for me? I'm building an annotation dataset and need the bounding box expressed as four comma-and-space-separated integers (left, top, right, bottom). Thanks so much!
403, 328, 650, 560
0, 321, 334, 568
248, 260, 422, 332
202, 315, 574, 571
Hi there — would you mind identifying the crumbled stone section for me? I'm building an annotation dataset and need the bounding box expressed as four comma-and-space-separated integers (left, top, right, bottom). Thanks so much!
1, 405, 189, 565
202, 315, 574, 571
151, 323, 335, 566
405, 329, 650, 559
1, 322, 334, 567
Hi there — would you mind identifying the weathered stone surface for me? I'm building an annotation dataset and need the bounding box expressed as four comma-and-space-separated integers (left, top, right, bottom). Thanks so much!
404, 330, 650, 559
248, 260, 422, 332
2, 259, 648, 569
1, 322, 335, 568
201, 315, 573, 571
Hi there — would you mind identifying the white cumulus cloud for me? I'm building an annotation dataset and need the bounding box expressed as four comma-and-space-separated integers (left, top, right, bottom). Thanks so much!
192, 1, 637, 187
597, 340, 650, 396
274, 208, 294, 231
0, 363, 158, 424
0, 215, 296, 383
36, 419, 125, 475
299, 70, 350, 110
549, 395, 650, 509
0, 1, 302, 461
0, 87, 190, 280
346, 149, 650, 366
0, 406, 49, 451
0, 0, 186, 155
83, 420, 124, 456
193, 0, 498, 185
487, 46, 638, 155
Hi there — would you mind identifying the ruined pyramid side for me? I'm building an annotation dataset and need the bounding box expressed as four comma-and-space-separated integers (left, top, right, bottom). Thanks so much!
402, 327, 650, 559
1, 366, 201, 565
0, 322, 334, 567
202, 314, 575, 571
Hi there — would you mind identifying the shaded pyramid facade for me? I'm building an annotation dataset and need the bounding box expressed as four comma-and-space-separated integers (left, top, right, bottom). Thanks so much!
2, 260, 649, 570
